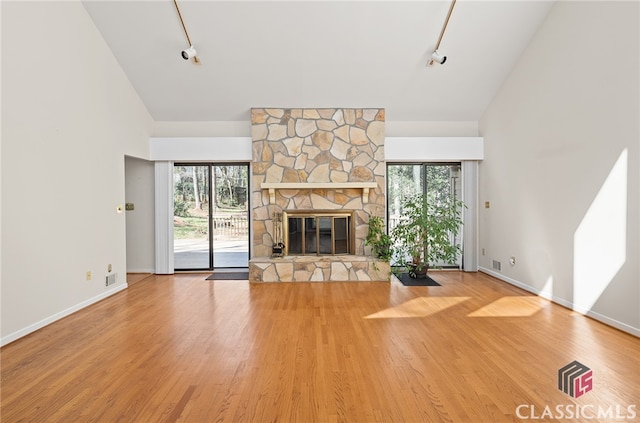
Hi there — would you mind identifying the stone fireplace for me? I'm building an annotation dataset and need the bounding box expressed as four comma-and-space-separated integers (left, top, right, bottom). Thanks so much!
249, 108, 390, 282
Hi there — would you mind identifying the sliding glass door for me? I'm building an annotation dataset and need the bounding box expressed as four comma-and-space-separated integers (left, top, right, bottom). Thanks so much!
211, 165, 249, 268
387, 163, 462, 268
173, 165, 210, 269
173, 164, 249, 270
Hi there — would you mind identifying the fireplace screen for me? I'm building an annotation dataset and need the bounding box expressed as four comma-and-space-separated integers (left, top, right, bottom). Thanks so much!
283, 211, 353, 255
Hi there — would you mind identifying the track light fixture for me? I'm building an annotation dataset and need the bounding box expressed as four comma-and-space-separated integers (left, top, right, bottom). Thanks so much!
430, 50, 447, 65
174, 0, 199, 63
427, 0, 456, 67
181, 45, 197, 60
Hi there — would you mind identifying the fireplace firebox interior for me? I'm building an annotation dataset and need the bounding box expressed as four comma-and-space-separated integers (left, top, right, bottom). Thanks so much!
283, 211, 353, 256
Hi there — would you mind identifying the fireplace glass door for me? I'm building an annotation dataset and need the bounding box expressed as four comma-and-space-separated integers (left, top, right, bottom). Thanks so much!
284, 212, 352, 256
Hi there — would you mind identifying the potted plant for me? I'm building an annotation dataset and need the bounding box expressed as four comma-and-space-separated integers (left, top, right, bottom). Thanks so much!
390, 193, 464, 278
365, 215, 393, 261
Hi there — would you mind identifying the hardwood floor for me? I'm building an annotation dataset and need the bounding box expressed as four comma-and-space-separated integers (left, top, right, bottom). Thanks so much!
126, 273, 153, 285
1, 272, 638, 422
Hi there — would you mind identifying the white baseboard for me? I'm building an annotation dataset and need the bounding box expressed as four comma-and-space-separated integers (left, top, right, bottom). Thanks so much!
1, 283, 128, 347
478, 267, 639, 337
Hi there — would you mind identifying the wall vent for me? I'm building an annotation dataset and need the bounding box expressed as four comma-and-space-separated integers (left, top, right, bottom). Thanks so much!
105, 273, 117, 287
492, 260, 501, 271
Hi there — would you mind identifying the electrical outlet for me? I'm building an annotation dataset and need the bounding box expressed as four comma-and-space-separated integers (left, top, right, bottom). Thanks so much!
510, 256, 516, 266
86, 271, 92, 281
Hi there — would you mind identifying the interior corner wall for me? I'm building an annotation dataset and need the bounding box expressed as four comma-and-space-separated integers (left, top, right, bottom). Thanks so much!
479, 1, 639, 335
1, 1, 153, 344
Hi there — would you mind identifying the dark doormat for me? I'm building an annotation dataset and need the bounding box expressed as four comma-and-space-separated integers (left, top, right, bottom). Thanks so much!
206, 271, 249, 280
395, 272, 441, 286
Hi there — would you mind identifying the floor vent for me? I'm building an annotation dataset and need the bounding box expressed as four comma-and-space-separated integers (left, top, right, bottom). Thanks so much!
105, 273, 117, 287
492, 260, 501, 271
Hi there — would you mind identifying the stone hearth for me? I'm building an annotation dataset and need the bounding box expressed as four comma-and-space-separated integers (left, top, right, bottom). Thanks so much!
249, 108, 388, 282
249, 256, 390, 282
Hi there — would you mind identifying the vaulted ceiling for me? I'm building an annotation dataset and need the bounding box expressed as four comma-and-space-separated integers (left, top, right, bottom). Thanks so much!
82, 1, 555, 123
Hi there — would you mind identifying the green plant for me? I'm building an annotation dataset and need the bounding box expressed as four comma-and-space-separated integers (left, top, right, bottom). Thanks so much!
391, 193, 464, 278
365, 216, 393, 261
174, 200, 191, 217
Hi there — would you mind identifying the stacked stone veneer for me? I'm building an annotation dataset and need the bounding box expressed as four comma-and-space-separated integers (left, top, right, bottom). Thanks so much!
249, 256, 390, 283
250, 108, 388, 282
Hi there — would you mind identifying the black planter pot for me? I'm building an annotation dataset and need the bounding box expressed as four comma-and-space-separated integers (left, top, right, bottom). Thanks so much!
408, 263, 429, 279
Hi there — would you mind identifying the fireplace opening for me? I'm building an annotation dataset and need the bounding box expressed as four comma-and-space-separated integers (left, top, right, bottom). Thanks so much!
283, 211, 354, 256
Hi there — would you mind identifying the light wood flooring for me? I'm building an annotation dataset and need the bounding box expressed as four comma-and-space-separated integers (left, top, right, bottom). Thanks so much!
126, 273, 154, 286
1, 272, 638, 422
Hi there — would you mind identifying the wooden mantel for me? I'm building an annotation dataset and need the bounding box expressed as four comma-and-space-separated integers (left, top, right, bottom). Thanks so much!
261, 182, 378, 205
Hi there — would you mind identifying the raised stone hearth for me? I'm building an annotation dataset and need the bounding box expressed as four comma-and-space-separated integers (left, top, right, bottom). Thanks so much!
249, 256, 390, 282
250, 107, 387, 282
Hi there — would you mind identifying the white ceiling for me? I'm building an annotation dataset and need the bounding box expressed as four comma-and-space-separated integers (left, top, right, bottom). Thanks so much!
82, 1, 555, 123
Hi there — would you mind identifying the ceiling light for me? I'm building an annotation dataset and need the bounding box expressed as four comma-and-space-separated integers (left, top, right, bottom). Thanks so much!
427, 0, 456, 67
430, 50, 447, 66
174, 0, 199, 64
181, 45, 197, 60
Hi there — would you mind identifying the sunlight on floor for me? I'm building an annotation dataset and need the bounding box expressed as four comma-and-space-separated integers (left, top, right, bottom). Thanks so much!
467, 296, 549, 317
365, 297, 470, 319
573, 149, 627, 313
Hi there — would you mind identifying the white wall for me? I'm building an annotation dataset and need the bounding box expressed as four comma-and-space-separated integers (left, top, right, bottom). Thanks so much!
1, 1, 153, 344
152, 120, 479, 138
150, 137, 252, 161
148, 136, 483, 162
385, 137, 484, 161
386, 121, 478, 137
152, 121, 252, 138
479, 1, 639, 335
125, 157, 155, 273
